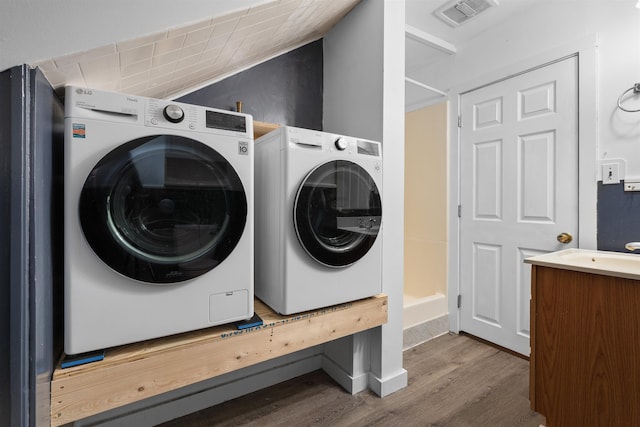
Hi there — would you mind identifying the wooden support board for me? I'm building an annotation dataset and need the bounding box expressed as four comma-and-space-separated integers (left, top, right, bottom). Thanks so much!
50, 294, 388, 426
253, 121, 279, 139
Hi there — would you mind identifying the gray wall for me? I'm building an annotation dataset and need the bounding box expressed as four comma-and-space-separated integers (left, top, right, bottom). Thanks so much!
597, 182, 640, 252
30, 67, 65, 427
0, 59, 12, 426
178, 40, 323, 130
0, 65, 63, 427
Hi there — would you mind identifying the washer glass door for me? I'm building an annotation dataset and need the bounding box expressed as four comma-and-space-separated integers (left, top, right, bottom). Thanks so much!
79, 135, 247, 283
294, 160, 381, 267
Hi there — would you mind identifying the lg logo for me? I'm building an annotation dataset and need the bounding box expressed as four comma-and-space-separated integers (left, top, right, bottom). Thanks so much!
238, 141, 249, 155
75, 88, 92, 95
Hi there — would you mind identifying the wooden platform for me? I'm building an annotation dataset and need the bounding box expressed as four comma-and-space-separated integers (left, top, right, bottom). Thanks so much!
50, 294, 388, 426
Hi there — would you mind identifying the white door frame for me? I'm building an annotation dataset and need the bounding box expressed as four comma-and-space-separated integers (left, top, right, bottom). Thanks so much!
447, 35, 599, 333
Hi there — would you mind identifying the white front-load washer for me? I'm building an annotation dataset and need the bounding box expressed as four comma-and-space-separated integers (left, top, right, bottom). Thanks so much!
255, 126, 382, 314
64, 86, 254, 355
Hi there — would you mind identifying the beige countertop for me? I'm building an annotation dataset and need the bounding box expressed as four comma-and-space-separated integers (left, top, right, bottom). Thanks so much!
525, 248, 640, 281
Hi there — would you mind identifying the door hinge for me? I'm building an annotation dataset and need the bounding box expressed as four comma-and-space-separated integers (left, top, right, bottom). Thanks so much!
457, 116, 462, 128
457, 294, 462, 308
457, 205, 461, 218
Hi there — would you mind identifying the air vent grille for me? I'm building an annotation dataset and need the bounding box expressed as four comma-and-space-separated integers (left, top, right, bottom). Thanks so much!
435, 0, 498, 27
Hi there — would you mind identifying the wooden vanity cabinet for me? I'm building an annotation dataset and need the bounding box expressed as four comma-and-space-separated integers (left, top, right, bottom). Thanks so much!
530, 266, 640, 426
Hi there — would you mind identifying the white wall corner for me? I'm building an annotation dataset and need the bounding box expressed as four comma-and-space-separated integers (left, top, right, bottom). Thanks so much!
321, 352, 370, 395
321, 332, 371, 394
323, 0, 407, 397
447, 93, 461, 333
378, 0, 407, 396
367, 368, 409, 398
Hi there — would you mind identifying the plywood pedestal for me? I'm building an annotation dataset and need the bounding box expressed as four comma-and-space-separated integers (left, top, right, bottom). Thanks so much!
50, 294, 388, 426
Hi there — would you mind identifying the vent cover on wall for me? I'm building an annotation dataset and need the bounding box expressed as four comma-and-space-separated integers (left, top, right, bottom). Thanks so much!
434, 0, 499, 27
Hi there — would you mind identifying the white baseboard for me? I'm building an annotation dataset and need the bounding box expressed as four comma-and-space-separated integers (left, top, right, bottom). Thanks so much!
367, 368, 408, 397
403, 293, 448, 329
403, 313, 449, 350
321, 354, 408, 398
320, 354, 369, 394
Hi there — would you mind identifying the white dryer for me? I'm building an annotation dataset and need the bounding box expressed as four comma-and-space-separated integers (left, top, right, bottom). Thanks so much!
64, 86, 254, 355
255, 126, 382, 314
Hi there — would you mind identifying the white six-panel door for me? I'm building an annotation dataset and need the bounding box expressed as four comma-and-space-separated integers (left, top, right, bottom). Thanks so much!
459, 56, 578, 355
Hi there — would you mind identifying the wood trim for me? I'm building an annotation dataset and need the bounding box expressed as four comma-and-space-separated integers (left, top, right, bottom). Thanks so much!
458, 332, 529, 361
404, 25, 457, 55
50, 295, 387, 426
529, 265, 537, 411
253, 121, 279, 140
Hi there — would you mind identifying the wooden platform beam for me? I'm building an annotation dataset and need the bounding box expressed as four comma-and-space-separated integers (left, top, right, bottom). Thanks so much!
253, 120, 279, 139
50, 295, 388, 426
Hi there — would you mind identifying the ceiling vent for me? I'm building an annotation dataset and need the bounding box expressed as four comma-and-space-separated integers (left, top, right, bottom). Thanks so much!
434, 0, 499, 27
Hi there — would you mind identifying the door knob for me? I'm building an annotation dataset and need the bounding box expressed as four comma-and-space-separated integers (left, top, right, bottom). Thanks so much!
557, 232, 573, 244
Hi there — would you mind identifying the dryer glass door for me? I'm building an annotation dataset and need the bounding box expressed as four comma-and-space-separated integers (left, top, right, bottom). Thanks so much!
294, 160, 381, 267
79, 135, 247, 283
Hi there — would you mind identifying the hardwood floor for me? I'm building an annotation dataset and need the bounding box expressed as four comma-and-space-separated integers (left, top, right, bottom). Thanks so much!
160, 333, 544, 426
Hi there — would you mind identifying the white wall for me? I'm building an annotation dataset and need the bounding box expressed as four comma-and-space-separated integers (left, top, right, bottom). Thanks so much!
409, 1, 636, 331
413, 1, 640, 178
324, 0, 408, 397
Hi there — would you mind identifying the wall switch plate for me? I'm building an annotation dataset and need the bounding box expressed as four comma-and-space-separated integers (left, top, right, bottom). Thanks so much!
602, 163, 620, 184
625, 182, 640, 192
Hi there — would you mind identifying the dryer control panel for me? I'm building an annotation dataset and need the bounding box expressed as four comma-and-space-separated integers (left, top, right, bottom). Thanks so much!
64, 85, 253, 139
285, 126, 381, 158
145, 98, 251, 139
146, 99, 198, 130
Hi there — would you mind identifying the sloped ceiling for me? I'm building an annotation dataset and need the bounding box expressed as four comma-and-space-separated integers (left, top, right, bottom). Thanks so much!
3, 0, 360, 100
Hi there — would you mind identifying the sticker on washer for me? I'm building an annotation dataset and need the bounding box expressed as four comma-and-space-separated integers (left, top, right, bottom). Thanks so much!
238, 141, 248, 155
72, 123, 86, 138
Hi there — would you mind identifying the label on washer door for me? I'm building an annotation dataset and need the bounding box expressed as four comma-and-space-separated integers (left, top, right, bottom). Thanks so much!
238, 141, 248, 155
72, 123, 86, 138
